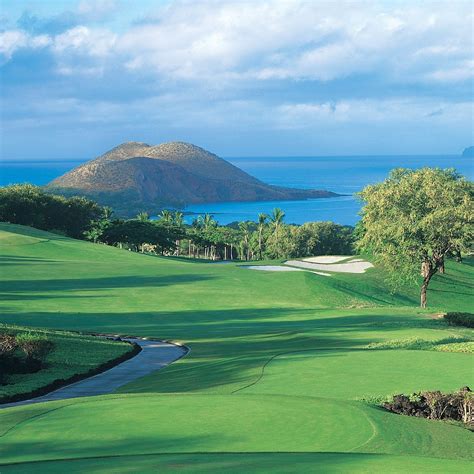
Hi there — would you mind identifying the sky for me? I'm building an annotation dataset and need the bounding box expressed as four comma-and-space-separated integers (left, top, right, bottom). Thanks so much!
0, 0, 473, 160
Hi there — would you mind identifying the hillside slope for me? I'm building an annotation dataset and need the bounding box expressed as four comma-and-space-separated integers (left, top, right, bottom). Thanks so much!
47, 142, 337, 214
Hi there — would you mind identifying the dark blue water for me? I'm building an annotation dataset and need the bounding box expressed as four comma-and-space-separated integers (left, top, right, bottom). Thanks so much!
1, 155, 472, 225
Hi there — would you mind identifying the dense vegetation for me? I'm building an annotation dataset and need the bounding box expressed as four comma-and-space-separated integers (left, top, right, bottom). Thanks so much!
0, 223, 472, 471
0, 184, 102, 238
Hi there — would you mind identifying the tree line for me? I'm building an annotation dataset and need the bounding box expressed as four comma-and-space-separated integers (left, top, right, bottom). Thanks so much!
0, 185, 354, 260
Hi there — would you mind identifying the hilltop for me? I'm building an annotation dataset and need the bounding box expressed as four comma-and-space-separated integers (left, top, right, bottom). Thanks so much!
47, 142, 337, 215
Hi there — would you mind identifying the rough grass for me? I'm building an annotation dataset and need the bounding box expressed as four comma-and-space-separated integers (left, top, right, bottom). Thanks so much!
0, 325, 132, 400
0, 223, 472, 472
365, 335, 474, 353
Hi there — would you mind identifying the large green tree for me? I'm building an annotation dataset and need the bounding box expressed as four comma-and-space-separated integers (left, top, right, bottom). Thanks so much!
357, 168, 473, 308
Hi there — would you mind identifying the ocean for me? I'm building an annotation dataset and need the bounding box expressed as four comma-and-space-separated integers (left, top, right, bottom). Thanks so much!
1, 155, 472, 226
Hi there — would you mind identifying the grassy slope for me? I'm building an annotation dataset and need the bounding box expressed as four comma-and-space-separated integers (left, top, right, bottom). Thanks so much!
0, 325, 132, 401
0, 223, 473, 472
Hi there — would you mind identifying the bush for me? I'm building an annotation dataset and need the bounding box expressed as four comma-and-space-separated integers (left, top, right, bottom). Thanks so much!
0, 334, 18, 383
444, 312, 474, 328
384, 387, 473, 425
0, 334, 17, 355
15, 333, 54, 361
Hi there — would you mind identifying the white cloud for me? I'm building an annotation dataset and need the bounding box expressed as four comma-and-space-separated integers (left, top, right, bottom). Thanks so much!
53, 26, 116, 57
2, 1, 473, 85
0, 30, 51, 60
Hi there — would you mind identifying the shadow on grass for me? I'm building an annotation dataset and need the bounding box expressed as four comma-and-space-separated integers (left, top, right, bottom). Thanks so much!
0, 274, 215, 294
0, 255, 62, 266
0, 306, 446, 394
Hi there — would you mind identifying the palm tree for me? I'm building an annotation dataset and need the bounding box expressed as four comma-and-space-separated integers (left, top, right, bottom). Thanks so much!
136, 211, 149, 222
239, 221, 251, 261
203, 213, 216, 230
159, 209, 173, 225
270, 208, 285, 257
173, 211, 184, 256
173, 211, 184, 227
257, 213, 268, 260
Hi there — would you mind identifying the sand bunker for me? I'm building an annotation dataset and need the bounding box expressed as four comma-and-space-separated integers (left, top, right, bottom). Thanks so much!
244, 265, 304, 272
285, 258, 373, 274
244, 265, 331, 276
303, 256, 351, 264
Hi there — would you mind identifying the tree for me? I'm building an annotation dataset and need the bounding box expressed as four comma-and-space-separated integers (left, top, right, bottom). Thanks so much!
238, 221, 252, 260
295, 222, 354, 257
136, 211, 149, 222
269, 208, 286, 258
257, 213, 268, 260
357, 168, 473, 308
159, 210, 173, 225
84, 207, 114, 243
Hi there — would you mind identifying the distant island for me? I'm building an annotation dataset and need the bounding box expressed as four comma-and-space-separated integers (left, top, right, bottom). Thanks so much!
47, 141, 338, 215
462, 146, 474, 157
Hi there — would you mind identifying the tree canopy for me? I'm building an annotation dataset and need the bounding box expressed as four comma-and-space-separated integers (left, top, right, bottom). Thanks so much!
357, 168, 473, 307
0, 184, 103, 239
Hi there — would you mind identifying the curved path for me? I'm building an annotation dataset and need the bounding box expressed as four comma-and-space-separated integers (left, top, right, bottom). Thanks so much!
1, 338, 187, 409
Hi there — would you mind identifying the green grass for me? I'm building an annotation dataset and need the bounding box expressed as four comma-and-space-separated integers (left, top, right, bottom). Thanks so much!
0, 325, 133, 401
365, 335, 474, 353
0, 223, 473, 472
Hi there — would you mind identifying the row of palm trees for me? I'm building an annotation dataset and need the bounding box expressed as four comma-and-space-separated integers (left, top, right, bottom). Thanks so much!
142, 207, 287, 260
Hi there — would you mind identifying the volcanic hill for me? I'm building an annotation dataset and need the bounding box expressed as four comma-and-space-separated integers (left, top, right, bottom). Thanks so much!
47, 141, 338, 215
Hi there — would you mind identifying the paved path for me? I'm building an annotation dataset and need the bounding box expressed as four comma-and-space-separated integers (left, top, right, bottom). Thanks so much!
0, 338, 187, 409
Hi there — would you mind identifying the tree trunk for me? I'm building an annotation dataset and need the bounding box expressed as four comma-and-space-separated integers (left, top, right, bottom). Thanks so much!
230, 244, 233, 260
420, 260, 436, 308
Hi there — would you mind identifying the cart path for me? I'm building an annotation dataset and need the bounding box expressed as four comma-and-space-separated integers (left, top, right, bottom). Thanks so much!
1, 339, 187, 409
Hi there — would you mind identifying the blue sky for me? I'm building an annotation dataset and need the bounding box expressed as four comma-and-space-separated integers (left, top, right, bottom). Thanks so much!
0, 0, 473, 160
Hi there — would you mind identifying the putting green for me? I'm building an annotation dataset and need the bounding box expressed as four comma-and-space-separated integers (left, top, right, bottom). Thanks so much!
0, 223, 473, 472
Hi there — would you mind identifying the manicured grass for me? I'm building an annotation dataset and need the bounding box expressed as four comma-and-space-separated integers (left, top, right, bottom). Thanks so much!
0, 223, 472, 472
0, 325, 133, 401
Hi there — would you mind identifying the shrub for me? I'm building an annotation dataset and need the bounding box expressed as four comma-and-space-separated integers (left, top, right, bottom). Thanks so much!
0, 334, 17, 355
444, 312, 474, 328
384, 387, 473, 425
15, 333, 54, 361
0, 334, 18, 383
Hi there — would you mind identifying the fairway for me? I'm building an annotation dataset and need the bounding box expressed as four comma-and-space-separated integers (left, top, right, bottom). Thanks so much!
0, 223, 473, 472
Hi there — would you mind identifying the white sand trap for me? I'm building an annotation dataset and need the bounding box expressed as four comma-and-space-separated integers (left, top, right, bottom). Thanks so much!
303, 256, 351, 264
245, 265, 304, 272
285, 259, 373, 274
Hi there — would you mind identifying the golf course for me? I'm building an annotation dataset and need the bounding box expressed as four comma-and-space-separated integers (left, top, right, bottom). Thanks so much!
0, 222, 472, 472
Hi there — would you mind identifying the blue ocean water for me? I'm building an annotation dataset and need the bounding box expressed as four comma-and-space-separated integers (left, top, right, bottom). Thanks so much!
1, 155, 472, 225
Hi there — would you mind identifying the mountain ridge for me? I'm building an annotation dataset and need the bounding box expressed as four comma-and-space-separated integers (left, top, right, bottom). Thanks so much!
47, 141, 339, 216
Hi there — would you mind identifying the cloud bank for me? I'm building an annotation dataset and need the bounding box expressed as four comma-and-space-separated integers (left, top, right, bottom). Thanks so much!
0, 0, 473, 158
